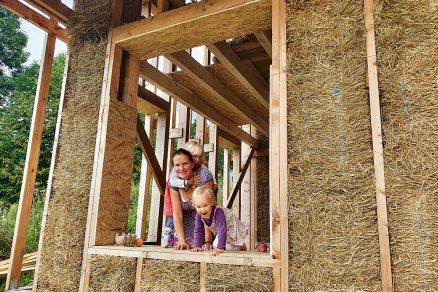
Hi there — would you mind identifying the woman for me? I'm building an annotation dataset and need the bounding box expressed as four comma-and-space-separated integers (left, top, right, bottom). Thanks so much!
170, 148, 214, 250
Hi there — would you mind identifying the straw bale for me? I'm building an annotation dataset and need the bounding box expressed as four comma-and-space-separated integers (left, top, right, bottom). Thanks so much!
35, 0, 112, 290
205, 263, 272, 291
286, 1, 380, 290
139, 259, 200, 292
88, 255, 136, 292
374, 0, 438, 290
257, 134, 269, 244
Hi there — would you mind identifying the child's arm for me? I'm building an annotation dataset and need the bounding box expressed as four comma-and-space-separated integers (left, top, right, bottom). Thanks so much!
192, 214, 205, 252
169, 168, 200, 189
212, 208, 227, 256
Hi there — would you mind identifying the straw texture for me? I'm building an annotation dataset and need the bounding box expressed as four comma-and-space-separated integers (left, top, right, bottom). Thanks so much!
375, 0, 438, 290
35, 0, 112, 290
286, 1, 381, 290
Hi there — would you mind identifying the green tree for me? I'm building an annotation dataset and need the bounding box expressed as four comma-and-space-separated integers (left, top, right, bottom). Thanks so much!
0, 54, 65, 204
0, 7, 29, 105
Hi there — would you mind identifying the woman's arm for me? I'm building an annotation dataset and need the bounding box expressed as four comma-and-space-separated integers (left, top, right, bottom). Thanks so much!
170, 188, 188, 249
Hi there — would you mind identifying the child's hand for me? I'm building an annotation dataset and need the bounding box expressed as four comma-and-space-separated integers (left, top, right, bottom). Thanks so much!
174, 242, 190, 250
191, 247, 202, 252
193, 174, 201, 185
211, 248, 225, 256
202, 243, 213, 250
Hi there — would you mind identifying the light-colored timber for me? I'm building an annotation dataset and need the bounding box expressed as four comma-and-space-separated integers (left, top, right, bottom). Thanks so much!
23, 0, 72, 24
112, 0, 272, 60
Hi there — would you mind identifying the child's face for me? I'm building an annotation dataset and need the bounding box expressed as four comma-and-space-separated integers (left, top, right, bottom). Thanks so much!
194, 195, 213, 219
192, 153, 203, 167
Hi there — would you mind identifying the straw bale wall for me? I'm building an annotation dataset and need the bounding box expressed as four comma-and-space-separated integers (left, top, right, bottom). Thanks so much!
205, 264, 272, 291
35, 0, 112, 290
375, 0, 438, 289
257, 134, 269, 244
286, 1, 381, 290
88, 255, 136, 292
139, 259, 200, 291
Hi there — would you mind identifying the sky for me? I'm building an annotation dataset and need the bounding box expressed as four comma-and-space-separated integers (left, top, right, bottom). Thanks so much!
20, 0, 73, 66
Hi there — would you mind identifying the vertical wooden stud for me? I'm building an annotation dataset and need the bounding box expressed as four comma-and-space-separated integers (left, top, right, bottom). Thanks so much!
232, 146, 241, 218
222, 148, 230, 205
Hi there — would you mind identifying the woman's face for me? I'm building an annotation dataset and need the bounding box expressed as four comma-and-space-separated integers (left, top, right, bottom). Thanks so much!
173, 154, 194, 180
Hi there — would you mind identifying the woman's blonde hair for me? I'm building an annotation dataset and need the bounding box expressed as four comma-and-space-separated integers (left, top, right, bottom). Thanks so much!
184, 140, 204, 156
192, 186, 215, 207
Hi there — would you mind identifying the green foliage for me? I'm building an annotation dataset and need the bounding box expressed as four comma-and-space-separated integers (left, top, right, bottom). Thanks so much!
0, 7, 29, 105
0, 54, 65, 204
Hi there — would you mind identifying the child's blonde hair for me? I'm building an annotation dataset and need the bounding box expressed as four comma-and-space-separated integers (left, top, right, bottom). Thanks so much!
192, 186, 215, 207
184, 140, 204, 156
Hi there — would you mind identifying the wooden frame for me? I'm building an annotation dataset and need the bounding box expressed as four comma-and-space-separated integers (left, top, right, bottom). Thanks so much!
6, 32, 56, 290
0, 0, 67, 42
364, 0, 393, 290
112, 0, 272, 60
271, 0, 288, 290
23, 0, 72, 24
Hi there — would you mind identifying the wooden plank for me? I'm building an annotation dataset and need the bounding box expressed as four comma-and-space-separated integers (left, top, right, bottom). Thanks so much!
254, 30, 272, 58
206, 41, 269, 109
199, 262, 207, 292
208, 124, 219, 179
113, 0, 272, 60
119, 52, 140, 108
166, 51, 269, 135
88, 245, 280, 267
157, 0, 168, 13
271, 0, 288, 290
226, 147, 255, 209
139, 61, 258, 147
137, 85, 169, 114
203, 143, 214, 153
136, 115, 155, 239
176, 102, 190, 148
147, 112, 169, 243
169, 127, 183, 139
134, 258, 143, 292
222, 148, 231, 205
364, 0, 393, 291
136, 116, 166, 194
232, 147, 241, 218
240, 125, 252, 249
218, 127, 240, 148
195, 114, 205, 145
0, 0, 67, 42
250, 126, 257, 251
6, 33, 56, 290
23, 0, 72, 24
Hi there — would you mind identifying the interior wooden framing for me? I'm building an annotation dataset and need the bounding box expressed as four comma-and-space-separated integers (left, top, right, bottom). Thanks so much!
0, 0, 395, 291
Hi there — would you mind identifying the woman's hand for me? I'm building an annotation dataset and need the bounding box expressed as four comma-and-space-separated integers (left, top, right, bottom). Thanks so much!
211, 248, 225, 256
174, 242, 190, 250
191, 247, 202, 252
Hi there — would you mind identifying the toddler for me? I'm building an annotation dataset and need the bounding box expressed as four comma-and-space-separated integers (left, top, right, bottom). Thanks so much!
191, 187, 248, 256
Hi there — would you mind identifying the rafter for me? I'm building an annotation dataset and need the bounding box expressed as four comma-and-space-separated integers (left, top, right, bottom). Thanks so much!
0, 0, 67, 42
218, 127, 240, 148
139, 61, 258, 147
166, 51, 268, 135
23, 0, 72, 25
137, 85, 169, 114
254, 30, 272, 58
112, 0, 271, 60
206, 41, 269, 109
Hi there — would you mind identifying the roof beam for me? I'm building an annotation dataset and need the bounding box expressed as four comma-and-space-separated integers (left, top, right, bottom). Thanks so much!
254, 30, 272, 58
166, 51, 268, 135
0, 0, 67, 42
218, 127, 240, 148
139, 61, 258, 147
112, 0, 271, 60
206, 41, 269, 109
137, 85, 169, 114
23, 0, 72, 25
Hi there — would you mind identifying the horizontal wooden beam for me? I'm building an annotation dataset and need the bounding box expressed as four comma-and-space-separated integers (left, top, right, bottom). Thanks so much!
0, 0, 67, 42
206, 41, 269, 109
226, 147, 255, 209
254, 30, 272, 58
166, 51, 268, 135
137, 85, 169, 114
23, 0, 72, 25
88, 245, 279, 267
136, 116, 166, 194
113, 0, 271, 60
139, 61, 258, 147
218, 127, 240, 148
